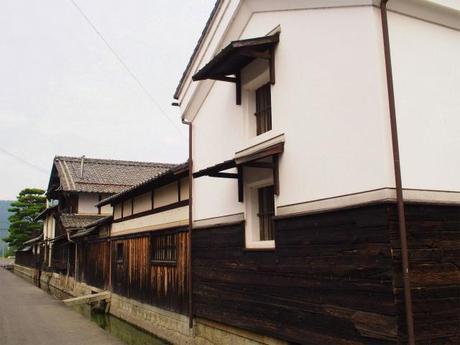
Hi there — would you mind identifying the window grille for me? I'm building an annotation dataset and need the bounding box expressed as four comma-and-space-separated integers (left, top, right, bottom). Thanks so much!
258, 185, 275, 241
151, 232, 177, 265
255, 83, 272, 135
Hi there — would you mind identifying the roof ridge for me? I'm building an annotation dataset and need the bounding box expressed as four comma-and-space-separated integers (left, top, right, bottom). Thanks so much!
54, 155, 177, 167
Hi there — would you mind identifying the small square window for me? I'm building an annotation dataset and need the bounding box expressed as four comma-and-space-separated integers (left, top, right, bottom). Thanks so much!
151, 233, 177, 266
116, 243, 124, 263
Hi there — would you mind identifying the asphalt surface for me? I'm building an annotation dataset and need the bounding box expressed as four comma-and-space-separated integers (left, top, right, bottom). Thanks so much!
0, 266, 124, 345
0, 257, 13, 267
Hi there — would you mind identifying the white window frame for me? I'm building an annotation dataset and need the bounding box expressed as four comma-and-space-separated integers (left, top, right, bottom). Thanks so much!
244, 176, 276, 249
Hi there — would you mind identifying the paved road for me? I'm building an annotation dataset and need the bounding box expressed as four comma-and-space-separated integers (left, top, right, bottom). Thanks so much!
0, 268, 124, 345
0, 257, 13, 267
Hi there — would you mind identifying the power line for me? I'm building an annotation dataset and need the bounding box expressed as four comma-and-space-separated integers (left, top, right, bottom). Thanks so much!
0, 147, 48, 174
68, 0, 184, 136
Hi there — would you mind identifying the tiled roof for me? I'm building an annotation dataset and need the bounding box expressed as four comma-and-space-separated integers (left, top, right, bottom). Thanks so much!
71, 216, 112, 239
83, 215, 113, 229
51, 156, 176, 194
59, 214, 107, 230
97, 162, 188, 207
71, 227, 97, 239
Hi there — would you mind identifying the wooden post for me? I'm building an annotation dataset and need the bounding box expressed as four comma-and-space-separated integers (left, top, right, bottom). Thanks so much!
236, 72, 241, 105
237, 167, 244, 202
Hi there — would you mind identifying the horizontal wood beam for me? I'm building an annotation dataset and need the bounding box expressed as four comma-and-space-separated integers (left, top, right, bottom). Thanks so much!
63, 291, 110, 306
240, 49, 271, 60
212, 76, 237, 83
238, 167, 244, 202
209, 172, 238, 179
242, 162, 275, 169
236, 72, 241, 105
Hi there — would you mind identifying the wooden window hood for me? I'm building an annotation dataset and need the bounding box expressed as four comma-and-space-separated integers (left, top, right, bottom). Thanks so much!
193, 142, 283, 202
192, 33, 279, 105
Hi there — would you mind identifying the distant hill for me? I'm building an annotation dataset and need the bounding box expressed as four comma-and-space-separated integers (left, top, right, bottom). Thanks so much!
0, 200, 13, 256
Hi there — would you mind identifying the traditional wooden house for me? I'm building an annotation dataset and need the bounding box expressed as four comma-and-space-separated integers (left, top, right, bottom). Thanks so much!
94, 162, 189, 315
174, 1, 460, 344
39, 155, 174, 275
16, 234, 44, 270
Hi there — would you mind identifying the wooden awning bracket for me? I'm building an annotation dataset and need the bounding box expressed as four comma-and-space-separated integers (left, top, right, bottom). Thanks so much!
193, 156, 280, 203
209, 172, 238, 179
269, 46, 276, 85
192, 33, 279, 105
237, 167, 244, 202
194, 142, 283, 202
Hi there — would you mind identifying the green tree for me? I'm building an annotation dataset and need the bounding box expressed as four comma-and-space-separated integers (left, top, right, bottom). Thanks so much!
4, 188, 46, 251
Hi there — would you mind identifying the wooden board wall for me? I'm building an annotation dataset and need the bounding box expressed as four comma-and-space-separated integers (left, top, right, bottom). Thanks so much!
111, 227, 188, 315
78, 239, 110, 289
51, 242, 72, 275
192, 205, 399, 345
389, 204, 460, 345
15, 250, 38, 268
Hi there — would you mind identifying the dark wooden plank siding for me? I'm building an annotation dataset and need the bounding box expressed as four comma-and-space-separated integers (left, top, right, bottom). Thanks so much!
192, 205, 398, 345
78, 240, 110, 289
389, 204, 460, 345
15, 250, 39, 268
111, 228, 188, 314
51, 242, 71, 274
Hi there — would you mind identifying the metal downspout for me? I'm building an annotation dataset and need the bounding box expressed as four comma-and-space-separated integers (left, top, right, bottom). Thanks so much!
108, 223, 112, 290
182, 118, 194, 329
380, 1, 415, 344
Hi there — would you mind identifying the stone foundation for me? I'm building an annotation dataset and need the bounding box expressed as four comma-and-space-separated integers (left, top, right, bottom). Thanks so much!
110, 293, 193, 344
194, 319, 288, 345
13, 264, 285, 345
13, 264, 36, 281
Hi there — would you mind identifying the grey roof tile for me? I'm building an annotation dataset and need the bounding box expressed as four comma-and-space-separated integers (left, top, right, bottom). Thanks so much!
52, 156, 176, 194
59, 214, 107, 230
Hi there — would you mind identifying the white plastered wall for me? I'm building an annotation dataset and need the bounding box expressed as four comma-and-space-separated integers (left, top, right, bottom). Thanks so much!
78, 193, 100, 214
388, 11, 460, 192
180, 178, 189, 201
191, 6, 394, 221
111, 206, 188, 236
110, 180, 189, 235
114, 204, 122, 220
133, 192, 152, 214
43, 214, 55, 240
154, 183, 179, 208
123, 200, 133, 217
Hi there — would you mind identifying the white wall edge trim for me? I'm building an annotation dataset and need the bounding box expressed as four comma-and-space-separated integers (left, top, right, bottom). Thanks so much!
235, 132, 285, 162
193, 212, 245, 229
277, 188, 460, 217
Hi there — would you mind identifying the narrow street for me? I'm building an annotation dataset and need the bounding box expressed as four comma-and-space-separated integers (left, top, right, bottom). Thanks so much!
0, 267, 123, 345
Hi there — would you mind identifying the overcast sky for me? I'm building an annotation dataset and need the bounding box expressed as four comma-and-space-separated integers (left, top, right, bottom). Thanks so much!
0, 0, 215, 199
1, 0, 459, 200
